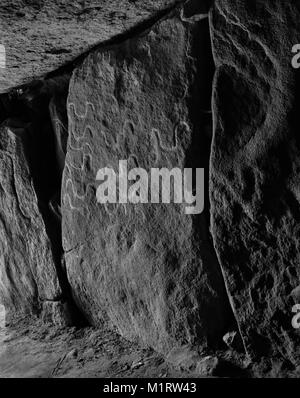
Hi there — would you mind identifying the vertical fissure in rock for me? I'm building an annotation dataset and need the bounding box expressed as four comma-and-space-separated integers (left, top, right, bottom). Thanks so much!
0, 78, 87, 325
182, 0, 243, 347
204, 9, 246, 352
208, 5, 247, 353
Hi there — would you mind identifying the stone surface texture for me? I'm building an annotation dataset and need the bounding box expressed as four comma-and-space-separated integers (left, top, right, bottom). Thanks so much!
0, 0, 300, 374
62, 13, 230, 355
0, 0, 185, 93
210, 0, 300, 362
0, 123, 63, 318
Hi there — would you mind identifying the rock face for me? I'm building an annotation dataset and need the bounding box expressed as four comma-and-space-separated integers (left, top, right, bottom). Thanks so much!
1, 0, 299, 373
0, 75, 77, 326
210, 0, 300, 362
0, 0, 186, 93
62, 13, 231, 354
0, 122, 63, 320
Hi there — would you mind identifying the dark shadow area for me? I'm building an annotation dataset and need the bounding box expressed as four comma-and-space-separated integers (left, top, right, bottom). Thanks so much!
0, 78, 87, 326
180, 1, 238, 349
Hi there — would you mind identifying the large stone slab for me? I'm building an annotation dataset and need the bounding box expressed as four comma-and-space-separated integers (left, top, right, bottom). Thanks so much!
62, 13, 231, 354
0, 122, 63, 319
210, 0, 300, 362
0, 0, 186, 93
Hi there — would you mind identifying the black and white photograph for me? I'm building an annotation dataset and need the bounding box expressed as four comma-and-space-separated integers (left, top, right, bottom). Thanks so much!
0, 0, 300, 386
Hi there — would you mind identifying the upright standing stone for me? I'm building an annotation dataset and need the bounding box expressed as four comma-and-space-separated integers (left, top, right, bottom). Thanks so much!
0, 123, 63, 320
62, 14, 231, 355
210, 0, 300, 362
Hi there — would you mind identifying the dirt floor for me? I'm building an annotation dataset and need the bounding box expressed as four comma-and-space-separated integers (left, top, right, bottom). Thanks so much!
0, 306, 298, 378
0, 306, 199, 378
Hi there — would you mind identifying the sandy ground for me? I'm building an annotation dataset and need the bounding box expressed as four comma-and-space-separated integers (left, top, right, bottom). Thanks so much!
0, 307, 195, 378
0, 306, 298, 378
